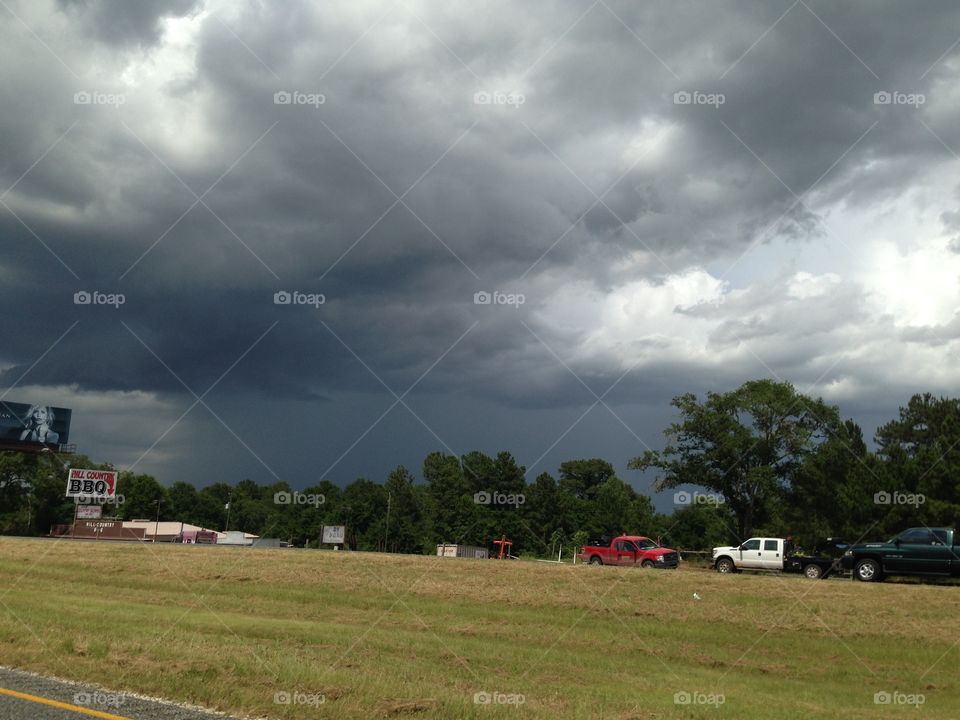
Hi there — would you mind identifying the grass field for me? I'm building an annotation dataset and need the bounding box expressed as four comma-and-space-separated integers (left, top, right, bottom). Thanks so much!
0, 538, 956, 719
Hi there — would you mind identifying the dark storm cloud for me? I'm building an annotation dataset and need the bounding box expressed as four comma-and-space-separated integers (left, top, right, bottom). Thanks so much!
57, 0, 202, 47
2, 0, 960, 486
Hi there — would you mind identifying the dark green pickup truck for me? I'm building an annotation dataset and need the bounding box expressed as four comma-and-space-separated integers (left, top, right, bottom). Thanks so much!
841, 527, 960, 582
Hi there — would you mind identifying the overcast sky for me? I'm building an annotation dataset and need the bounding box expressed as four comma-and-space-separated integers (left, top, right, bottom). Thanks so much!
2, 0, 959, 507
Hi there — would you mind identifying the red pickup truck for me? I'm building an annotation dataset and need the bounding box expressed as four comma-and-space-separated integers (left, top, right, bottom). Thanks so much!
578, 535, 679, 568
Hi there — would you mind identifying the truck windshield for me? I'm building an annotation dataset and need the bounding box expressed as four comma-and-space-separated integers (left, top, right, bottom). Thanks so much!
634, 539, 658, 550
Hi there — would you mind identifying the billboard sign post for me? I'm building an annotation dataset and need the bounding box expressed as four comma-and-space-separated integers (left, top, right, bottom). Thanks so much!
66, 469, 118, 535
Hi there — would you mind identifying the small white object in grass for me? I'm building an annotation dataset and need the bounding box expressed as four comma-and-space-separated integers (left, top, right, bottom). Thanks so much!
692, 592, 701, 601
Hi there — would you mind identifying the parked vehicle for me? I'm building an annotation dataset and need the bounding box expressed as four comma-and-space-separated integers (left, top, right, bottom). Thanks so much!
841, 527, 960, 582
578, 535, 679, 568
712, 537, 843, 579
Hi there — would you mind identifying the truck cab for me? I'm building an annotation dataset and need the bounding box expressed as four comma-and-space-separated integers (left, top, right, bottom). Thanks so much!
842, 527, 958, 582
713, 537, 788, 572
578, 535, 679, 568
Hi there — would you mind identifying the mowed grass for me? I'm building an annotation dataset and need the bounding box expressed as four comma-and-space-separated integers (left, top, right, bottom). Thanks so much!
0, 539, 957, 719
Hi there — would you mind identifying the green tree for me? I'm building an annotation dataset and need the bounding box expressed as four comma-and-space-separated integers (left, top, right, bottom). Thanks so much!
630, 380, 841, 538
0, 452, 34, 534
382, 466, 429, 553
195, 483, 232, 530
118, 472, 169, 521
167, 481, 200, 524
658, 502, 739, 551
526, 472, 562, 546
589, 476, 655, 537
423, 452, 469, 543
559, 459, 616, 500
780, 419, 883, 545
341, 478, 387, 550
874, 393, 960, 531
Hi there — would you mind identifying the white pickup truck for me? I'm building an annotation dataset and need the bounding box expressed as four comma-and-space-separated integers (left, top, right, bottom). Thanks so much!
712, 537, 840, 579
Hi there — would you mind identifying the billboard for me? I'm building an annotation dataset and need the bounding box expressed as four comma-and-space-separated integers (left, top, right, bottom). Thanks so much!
321, 525, 345, 545
66, 468, 118, 499
76, 504, 102, 519
0, 401, 72, 446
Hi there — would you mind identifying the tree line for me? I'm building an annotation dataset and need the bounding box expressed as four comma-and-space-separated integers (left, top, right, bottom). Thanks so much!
1, 380, 956, 555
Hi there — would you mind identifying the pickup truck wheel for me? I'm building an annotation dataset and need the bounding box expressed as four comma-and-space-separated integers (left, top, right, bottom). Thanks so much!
641, 560, 655, 569
588, 555, 602, 566
854, 558, 883, 582
715, 557, 736, 574
803, 563, 823, 580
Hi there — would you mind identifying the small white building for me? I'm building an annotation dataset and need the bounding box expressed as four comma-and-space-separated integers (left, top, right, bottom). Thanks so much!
218, 530, 256, 546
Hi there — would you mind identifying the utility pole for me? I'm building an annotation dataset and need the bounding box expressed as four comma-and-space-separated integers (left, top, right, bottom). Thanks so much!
224, 488, 234, 532
153, 498, 162, 543
384, 490, 391, 552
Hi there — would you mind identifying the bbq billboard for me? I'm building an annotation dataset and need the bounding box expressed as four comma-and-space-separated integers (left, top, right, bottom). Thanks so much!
0, 401, 72, 446
66, 468, 118, 500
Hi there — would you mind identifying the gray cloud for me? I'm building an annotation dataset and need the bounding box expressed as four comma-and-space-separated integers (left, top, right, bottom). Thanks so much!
3, 0, 960, 490
56, 0, 202, 47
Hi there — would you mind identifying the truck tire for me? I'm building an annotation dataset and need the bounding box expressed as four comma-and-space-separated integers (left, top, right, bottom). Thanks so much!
854, 558, 883, 582
641, 559, 655, 569
803, 563, 823, 580
715, 557, 736, 574
589, 555, 603, 566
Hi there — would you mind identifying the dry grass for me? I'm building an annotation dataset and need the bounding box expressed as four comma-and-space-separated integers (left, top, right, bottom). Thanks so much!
0, 538, 957, 718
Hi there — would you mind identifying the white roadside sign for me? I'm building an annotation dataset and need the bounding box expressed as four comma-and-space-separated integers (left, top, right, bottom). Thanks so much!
321, 525, 345, 544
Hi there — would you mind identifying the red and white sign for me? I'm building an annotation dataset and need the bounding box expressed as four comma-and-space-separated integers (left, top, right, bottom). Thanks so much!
76, 504, 102, 519
66, 468, 118, 499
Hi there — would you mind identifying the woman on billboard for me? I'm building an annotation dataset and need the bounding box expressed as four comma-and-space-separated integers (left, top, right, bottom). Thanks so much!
20, 405, 59, 443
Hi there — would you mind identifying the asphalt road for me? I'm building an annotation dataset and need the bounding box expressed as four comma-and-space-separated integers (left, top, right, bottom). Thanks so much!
0, 667, 242, 720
